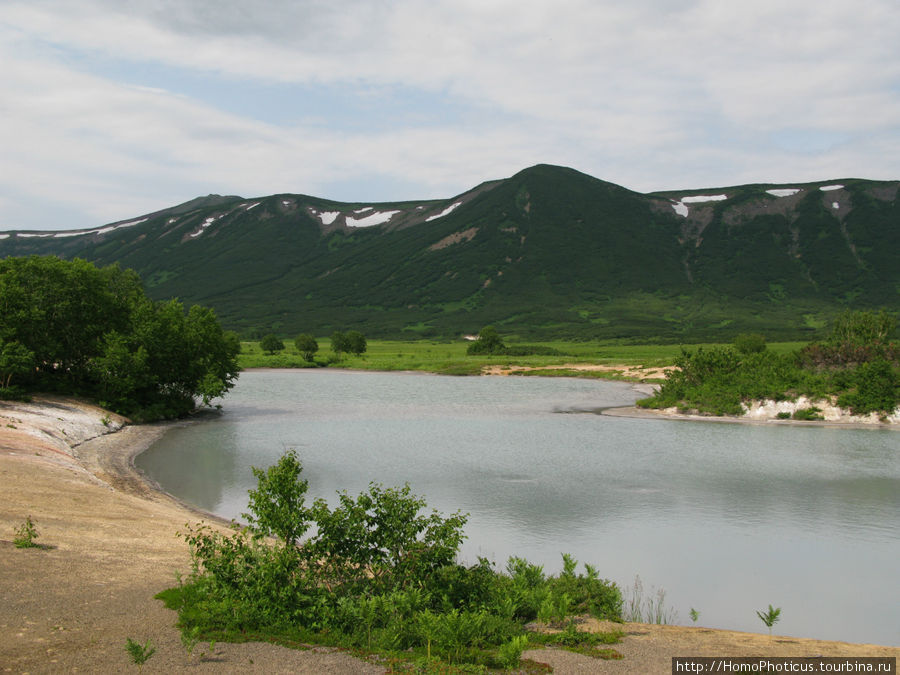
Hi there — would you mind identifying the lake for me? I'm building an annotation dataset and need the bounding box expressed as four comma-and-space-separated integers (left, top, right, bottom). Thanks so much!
136, 369, 900, 646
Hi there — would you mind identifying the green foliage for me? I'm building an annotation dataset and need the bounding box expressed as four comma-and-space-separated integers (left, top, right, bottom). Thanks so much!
13, 516, 39, 549
344, 330, 367, 356
792, 407, 824, 421
829, 309, 896, 346
756, 605, 782, 635
293, 334, 318, 362
168, 451, 623, 670
243, 449, 310, 546
641, 318, 900, 417
124, 637, 155, 668
0, 256, 240, 420
837, 359, 899, 416
496, 634, 529, 669
466, 326, 505, 355
733, 333, 766, 355
0, 340, 34, 389
330, 330, 348, 356
689, 607, 700, 623
260, 334, 284, 355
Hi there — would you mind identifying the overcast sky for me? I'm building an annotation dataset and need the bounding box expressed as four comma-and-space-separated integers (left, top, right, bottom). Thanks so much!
2, 0, 899, 230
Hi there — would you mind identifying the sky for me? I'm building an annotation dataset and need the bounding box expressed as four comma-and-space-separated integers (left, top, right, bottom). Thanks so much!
2, 1, 900, 231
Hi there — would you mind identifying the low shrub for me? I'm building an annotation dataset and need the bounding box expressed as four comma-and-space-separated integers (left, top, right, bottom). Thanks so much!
165, 451, 623, 670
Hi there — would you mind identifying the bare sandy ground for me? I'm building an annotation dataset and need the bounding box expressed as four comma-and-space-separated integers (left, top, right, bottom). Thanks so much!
482, 363, 673, 381
1, 396, 897, 674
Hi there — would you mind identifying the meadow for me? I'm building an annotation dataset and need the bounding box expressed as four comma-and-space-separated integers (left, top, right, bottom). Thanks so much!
237, 338, 807, 378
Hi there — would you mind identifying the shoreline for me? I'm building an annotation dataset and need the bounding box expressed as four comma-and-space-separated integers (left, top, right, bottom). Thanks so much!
602, 404, 900, 430
1, 396, 897, 672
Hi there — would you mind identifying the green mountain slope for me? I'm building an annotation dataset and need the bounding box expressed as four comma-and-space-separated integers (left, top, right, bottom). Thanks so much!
2, 165, 898, 340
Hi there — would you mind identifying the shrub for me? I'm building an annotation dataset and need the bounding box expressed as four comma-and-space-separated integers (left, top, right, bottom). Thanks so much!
168, 451, 623, 670
733, 333, 767, 354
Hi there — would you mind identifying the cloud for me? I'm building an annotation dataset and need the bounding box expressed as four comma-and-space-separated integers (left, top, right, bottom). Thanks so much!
2, 0, 899, 229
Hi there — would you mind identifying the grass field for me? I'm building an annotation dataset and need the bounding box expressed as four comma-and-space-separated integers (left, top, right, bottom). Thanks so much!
238, 339, 807, 378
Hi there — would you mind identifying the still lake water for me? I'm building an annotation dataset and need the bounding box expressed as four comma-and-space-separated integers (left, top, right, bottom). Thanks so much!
137, 370, 900, 645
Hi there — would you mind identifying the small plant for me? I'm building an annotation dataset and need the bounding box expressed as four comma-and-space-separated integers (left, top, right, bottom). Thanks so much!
14, 516, 39, 548
496, 634, 529, 669
689, 607, 700, 623
125, 637, 156, 669
181, 625, 200, 657
775, 412, 791, 420
756, 605, 782, 635
792, 407, 823, 421
100, 414, 111, 427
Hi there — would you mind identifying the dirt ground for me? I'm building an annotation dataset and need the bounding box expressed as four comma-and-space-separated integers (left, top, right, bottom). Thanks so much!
1, 396, 896, 674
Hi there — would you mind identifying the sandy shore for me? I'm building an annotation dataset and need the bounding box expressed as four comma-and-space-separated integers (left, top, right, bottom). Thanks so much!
1, 396, 897, 674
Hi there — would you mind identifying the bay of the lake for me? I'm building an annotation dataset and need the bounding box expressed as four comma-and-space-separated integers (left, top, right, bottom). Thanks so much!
136, 369, 900, 646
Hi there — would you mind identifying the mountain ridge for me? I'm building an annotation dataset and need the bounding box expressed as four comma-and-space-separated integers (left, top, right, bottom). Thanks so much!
2, 164, 898, 341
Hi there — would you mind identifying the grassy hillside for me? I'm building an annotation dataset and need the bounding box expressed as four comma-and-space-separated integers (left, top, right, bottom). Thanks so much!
2, 165, 898, 341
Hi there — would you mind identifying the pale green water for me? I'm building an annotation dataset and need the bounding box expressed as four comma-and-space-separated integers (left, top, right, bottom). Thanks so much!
137, 370, 900, 645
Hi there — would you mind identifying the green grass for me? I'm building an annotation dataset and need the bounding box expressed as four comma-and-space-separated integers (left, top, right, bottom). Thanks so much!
238, 339, 807, 377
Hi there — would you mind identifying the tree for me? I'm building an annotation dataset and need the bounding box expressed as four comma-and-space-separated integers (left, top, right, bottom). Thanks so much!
0, 256, 240, 418
243, 449, 310, 547
0, 341, 35, 389
345, 330, 367, 356
331, 330, 349, 356
260, 334, 284, 355
294, 334, 318, 362
466, 325, 505, 355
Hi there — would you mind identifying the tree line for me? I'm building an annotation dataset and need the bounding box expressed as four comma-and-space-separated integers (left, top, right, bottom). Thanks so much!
0, 256, 240, 420
259, 330, 367, 360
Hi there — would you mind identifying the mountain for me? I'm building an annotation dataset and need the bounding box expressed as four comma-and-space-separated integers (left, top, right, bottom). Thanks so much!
1, 164, 898, 341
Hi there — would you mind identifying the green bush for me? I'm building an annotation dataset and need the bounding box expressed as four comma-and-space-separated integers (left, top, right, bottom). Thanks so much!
166, 450, 623, 669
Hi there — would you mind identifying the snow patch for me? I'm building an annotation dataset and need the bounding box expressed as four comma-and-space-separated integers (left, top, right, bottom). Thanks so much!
245, 202, 260, 210
282, 200, 291, 205
0, 234, 10, 239
318, 211, 340, 225
426, 202, 462, 222
53, 230, 90, 238
345, 210, 400, 228
766, 188, 800, 197
168, 218, 177, 224
671, 194, 727, 217
17, 232, 54, 238
190, 216, 217, 238
94, 218, 147, 236
354, 207, 373, 214
671, 201, 689, 217
819, 184, 844, 192
682, 194, 728, 203
832, 202, 840, 209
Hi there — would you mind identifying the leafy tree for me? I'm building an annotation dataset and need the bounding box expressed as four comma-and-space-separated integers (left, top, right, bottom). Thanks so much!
294, 334, 318, 362
0, 341, 35, 388
466, 325, 506, 355
0, 256, 240, 419
344, 330, 367, 356
260, 334, 284, 355
243, 449, 310, 546
331, 330, 349, 356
